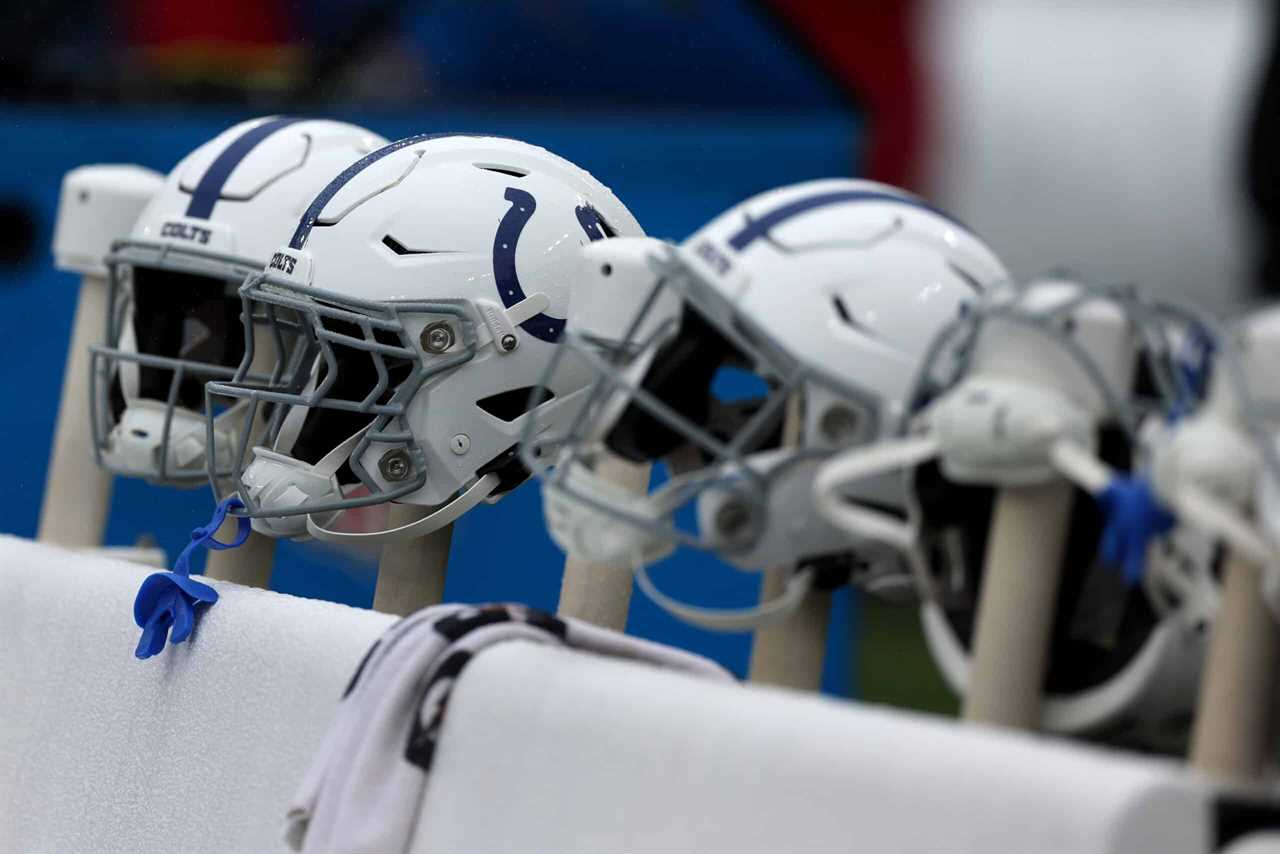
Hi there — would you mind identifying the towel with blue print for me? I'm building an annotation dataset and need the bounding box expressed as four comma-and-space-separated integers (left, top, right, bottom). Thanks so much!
285, 602, 731, 853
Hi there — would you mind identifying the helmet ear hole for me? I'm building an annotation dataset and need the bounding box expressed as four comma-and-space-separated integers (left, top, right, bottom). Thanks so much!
818, 404, 863, 445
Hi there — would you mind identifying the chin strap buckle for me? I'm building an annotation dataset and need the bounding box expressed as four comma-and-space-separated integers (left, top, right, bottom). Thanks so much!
475, 294, 550, 354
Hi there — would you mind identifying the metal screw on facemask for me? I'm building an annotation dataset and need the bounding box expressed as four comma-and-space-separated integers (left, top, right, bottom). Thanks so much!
421, 322, 455, 354
819, 405, 862, 444
499, 334, 518, 352
714, 499, 755, 548
378, 448, 412, 482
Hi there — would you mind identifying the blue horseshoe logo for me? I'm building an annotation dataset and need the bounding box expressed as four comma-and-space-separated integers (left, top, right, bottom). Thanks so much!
493, 187, 609, 343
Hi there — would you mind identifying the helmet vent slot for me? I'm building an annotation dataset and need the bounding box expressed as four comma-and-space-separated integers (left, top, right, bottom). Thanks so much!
832, 296, 854, 325
830, 295, 878, 339
476, 386, 555, 422
474, 163, 529, 179
947, 261, 985, 294
382, 235, 457, 256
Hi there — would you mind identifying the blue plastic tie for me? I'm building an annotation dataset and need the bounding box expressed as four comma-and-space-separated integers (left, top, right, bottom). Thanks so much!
1169, 323, 1215, 420
132, 497, 250, 660
1096, 477, 1177, 586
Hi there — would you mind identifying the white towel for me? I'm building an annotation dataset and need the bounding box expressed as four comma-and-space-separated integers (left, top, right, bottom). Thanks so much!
286, 603, 731, 854
0, 535, 396, 854
410, 642, 1211, 854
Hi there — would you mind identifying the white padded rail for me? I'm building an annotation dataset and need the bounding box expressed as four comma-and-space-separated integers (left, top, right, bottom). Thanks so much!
0, 535, 395, 854
414, 642, 1211, 854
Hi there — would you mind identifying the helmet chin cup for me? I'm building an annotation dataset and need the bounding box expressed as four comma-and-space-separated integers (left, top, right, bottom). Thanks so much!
104, 399, 233, 483
931, 377, 1094, 487
250, 514, 311, 540
241, 447, 342, 540
543, 460, 675, 565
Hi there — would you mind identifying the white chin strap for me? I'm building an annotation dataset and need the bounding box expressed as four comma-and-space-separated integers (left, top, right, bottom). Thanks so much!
119, 318, 140, 399
634, 562, 814, 633
242, 426, 370, 540
1153, 471, 1275, 574
272, 363, 323, 455
1148, 421, 1280, 617
1046, 438, 1112, 494
812, 434, 939, 551
1164, 478, 1280, 617
812, 419, 1130, 611
305, 472, 501, 545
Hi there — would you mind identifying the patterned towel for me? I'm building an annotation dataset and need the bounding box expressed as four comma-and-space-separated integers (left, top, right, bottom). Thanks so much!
286, 603, 732, 853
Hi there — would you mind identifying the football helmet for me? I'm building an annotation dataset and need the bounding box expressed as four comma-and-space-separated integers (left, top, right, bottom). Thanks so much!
1150, 305, 1280, 616
205, 134, 642, 540
813, 277, 1218, 745
90, 117, 387, 485
523, 178, 1010, 628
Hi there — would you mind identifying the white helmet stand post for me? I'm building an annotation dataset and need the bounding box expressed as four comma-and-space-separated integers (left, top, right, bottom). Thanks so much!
959, 285, 1137, 729
748, 396, 829, 691
203, 323, 279, 587
42, 165, 164, 550
748, 572, 830, 690
372, 515, 454, 616
555, 453, 650, 630
1189, 547, 1276, 782
964, 481, 1076, 726
1150, 310, 1280, 784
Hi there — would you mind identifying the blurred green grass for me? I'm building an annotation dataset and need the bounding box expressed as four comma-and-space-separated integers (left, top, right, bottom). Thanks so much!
855, 596, 959, 716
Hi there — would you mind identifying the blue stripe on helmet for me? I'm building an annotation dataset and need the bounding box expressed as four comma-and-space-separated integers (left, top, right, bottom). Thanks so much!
726, 189, 970, 252
289, 132, 485, 250
184, 117, 303, 220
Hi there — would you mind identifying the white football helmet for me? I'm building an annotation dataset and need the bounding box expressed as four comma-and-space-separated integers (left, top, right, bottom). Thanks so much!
205, 134, 642, 540
1150, 305, 1280, 617
813, 277, 1218, 746
90, 117, 387, 485
523, 178, 1009, 628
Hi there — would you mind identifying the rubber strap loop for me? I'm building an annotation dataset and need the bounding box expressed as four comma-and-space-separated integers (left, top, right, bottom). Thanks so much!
132, 497, 247, 660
